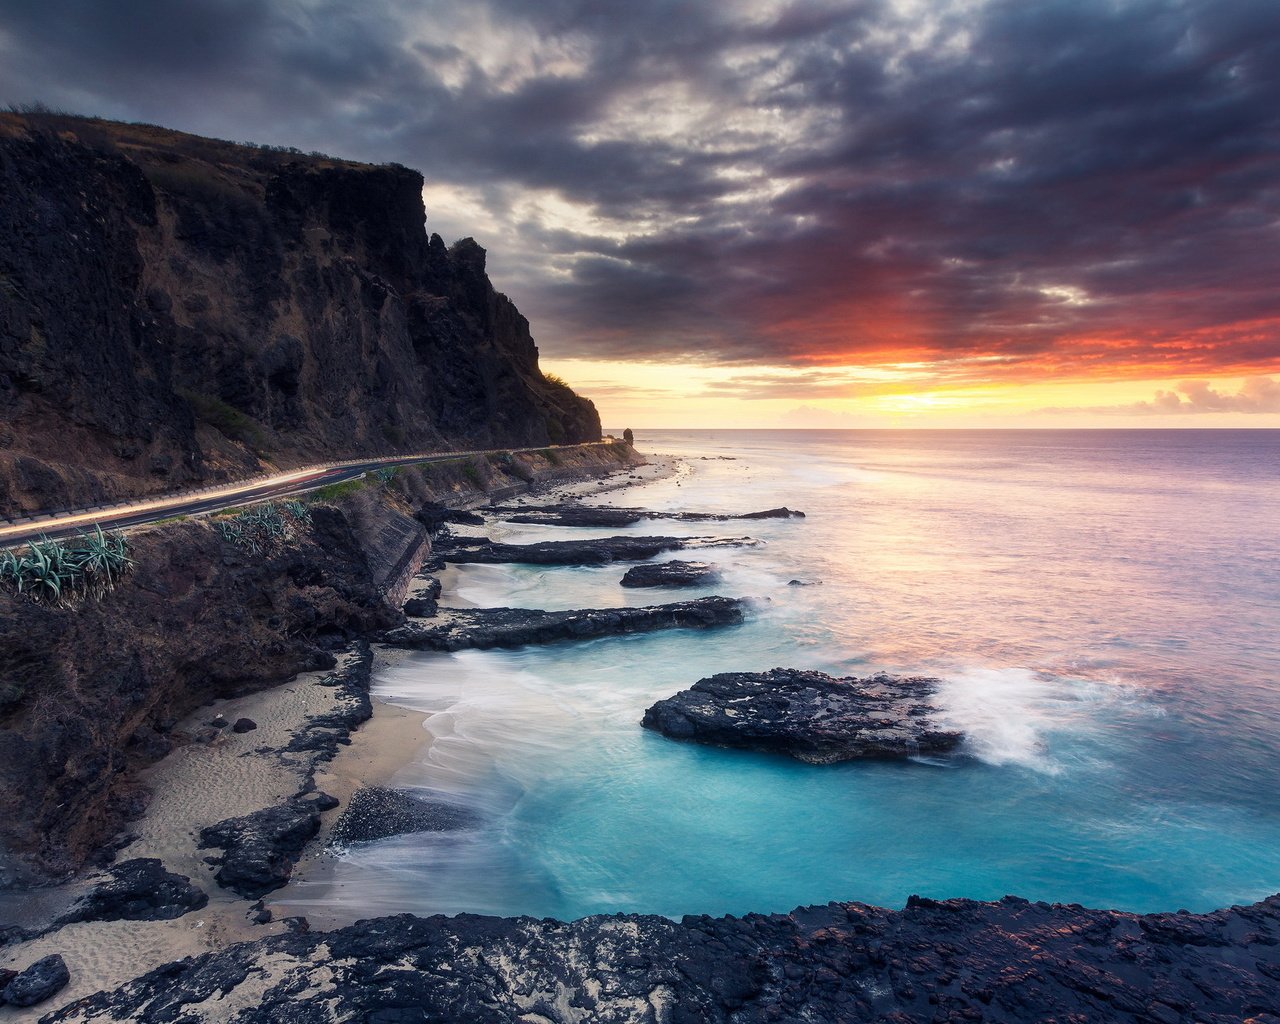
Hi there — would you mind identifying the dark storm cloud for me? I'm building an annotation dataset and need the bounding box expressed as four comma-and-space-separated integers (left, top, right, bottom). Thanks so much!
2, 0, 1278, 374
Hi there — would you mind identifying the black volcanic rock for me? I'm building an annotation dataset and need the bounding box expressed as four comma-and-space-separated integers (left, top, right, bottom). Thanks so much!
414, 504, 486, 532
498, 503, 804, 527
329, 788, 479, 846
437, 534, 754, 566
39, 896, 1280, 1023
197, 794, 334, 898
620, 560, 720, 588
503, 507, 646, 527
55, 858, 208, 925
1, 953, 69, 1008
403, 594, 439, 617
383, 597, 747, 651
643, 669, 962, 763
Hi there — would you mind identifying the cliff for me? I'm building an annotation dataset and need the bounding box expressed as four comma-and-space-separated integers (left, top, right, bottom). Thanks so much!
0, 112, 601, 519
0, 442, 638, 884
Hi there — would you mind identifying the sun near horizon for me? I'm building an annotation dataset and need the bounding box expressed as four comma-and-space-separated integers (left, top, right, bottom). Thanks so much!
541, 357, 1280, 429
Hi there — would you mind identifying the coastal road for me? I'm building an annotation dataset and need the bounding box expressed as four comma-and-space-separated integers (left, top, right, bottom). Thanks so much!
0, 444, 594, 547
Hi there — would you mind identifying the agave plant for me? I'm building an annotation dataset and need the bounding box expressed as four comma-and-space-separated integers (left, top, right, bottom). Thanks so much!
76, 525, 123, 587
0, 526, 133, 604
284, 499, 311, 524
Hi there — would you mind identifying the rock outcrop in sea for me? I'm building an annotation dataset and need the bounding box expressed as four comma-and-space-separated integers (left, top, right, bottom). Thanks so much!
620, 560, 720, 588
643, 669, 963, 763
436, 533, 756, 566
497, 503, 805, 527
328, 787, 479, 846
383, 597, 747, 651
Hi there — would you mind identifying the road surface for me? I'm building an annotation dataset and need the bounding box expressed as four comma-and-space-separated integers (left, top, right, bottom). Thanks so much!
0, 445, 585, 548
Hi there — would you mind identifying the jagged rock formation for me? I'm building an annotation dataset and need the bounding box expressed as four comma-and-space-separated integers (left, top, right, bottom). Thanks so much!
39, 895, 1280, 1022
0, 112, 600, 517
643, 669, 964, 764
383, 597, 747, 651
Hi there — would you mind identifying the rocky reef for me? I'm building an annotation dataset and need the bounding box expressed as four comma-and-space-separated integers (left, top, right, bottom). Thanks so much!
0, 112, 600, 518
620, 560, 720, 588
643, 669, 963, 764
40, 895, 1280, 1023
498, 503, 805, 527
383, 597, 747, 651
436, 533, 756, 566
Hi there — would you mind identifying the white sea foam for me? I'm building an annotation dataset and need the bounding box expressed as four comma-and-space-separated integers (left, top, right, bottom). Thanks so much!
931, 666, 1154, 773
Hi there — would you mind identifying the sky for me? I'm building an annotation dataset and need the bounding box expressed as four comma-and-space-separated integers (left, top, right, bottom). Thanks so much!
2, 0, 1278, 427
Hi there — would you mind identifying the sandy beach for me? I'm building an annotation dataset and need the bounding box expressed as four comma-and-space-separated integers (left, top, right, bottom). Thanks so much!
0, 654, 430, 1021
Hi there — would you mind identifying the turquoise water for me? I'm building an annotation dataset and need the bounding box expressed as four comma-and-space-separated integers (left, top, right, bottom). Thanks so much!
285, 430, 1280, 919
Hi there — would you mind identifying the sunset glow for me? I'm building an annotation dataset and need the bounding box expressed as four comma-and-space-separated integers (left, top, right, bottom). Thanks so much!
2, 0, 1276, 425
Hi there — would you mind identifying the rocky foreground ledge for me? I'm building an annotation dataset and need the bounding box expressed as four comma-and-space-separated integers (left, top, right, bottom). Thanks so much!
41, 895, 1280, 1023
643, 669, 963, 763
384, 597, 747, 651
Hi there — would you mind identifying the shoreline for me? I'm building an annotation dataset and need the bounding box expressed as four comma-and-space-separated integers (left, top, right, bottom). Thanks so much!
0, 448, 664, 1011
3, 445, 1280, 1021
0, 449, 680, 1015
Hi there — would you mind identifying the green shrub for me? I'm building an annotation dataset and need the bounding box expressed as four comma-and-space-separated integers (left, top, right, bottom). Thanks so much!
308, 476, 369, 503
215, 500, 312, 553
180, 390, 267, 450
0, 527, 133, 604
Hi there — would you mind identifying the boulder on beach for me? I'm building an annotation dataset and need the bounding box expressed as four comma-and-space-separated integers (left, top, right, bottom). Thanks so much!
404, 594, 439, 617
198, 793, 336, 898
2, 953, 70, 1008
642, 669, 963, 764
56, 858, 208, 924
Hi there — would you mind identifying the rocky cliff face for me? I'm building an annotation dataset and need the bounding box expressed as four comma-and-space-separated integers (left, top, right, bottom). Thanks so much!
0, 113, 600, 518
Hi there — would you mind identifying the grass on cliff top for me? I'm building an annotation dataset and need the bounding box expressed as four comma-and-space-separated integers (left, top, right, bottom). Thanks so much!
2, 107, 402, 191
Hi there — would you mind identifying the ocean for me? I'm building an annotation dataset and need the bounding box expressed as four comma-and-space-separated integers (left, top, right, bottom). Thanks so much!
283, 429, 1280, 920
